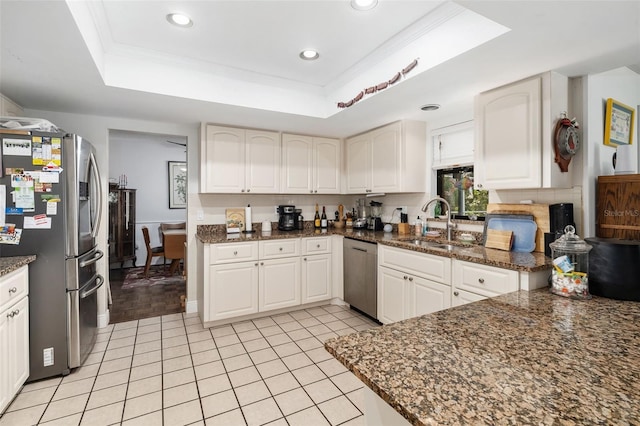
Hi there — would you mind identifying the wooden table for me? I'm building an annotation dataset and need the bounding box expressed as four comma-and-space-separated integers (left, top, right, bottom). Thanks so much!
162, 229, 186, 275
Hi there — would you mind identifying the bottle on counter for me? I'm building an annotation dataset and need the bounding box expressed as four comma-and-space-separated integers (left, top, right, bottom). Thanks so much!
314, 204, 321, 228
321, 206, 328, 228
415, 216, 423, 236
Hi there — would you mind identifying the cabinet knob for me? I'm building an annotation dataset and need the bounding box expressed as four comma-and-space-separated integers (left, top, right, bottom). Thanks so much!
247, 189, 251, 193
454, 291, 459, 296
13, 309, 19, 316
316, 244, 320, 248
310, 190, 314, 194
260, 262, 264, 266
477, 184, 483, 189
233, 251, 238, 255
403, 275, 408, 280
279, 247, 283, 251
314, 190, 318, 193
254, 263, 258, 266
408, 277, 413, 282
9, 287, 17, 294
478, 278, 485, 284
303, 257, 307, 261
241, 189, 245, 193
6, 312, 13, 318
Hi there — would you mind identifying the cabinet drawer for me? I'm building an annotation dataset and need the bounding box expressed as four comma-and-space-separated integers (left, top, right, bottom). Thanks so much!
453, 260, 518, 297
209, 242, 258, 264
259, 239, 300, 259
378, 245, 451, 284
0, 266, 29, 313
302, 237, 331, 255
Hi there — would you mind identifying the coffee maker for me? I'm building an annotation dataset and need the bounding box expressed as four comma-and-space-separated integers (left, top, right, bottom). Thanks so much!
278, 205, 297, 231
545, 203, 575, 256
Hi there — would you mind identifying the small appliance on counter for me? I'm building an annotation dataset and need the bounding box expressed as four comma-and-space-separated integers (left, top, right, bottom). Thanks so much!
278, 205, 297, 231
544, 203, 575, 256
353, 199, 369, 229
368, 201, 384, 231
586, 237, 640, 301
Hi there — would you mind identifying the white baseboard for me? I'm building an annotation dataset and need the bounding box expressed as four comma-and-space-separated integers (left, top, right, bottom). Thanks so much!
98, 310, 110, 328
186, 300, 198, 314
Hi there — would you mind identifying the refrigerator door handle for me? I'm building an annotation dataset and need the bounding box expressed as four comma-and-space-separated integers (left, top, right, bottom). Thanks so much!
79, 250, 104, 268
79, 274, 104, 299
89, 151, 103, 239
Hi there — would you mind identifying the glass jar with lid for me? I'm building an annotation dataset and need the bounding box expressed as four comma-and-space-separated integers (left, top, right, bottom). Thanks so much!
549, 225, 592, 299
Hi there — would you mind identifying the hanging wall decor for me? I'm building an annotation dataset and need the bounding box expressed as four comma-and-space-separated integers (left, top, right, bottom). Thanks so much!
337, 58, 418, 109
604, 98, 635, 146
168, 161, 187, 209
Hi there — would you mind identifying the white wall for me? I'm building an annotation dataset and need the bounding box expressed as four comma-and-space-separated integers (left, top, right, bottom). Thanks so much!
582, 67, 640, 237
24, 108, 198, 325
109, 130, 186, 265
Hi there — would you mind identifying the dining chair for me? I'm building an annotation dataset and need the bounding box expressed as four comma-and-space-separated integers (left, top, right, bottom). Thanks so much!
142, 226, 164, 278
160, 222, 186, 270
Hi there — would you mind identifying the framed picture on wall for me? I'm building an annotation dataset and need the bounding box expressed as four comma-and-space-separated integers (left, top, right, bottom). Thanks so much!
168, 161, 187, 209
604, 98, 635, 146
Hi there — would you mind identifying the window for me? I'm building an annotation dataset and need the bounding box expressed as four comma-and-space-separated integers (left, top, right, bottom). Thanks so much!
430, 121, 487, 220
437, 166, 487, 219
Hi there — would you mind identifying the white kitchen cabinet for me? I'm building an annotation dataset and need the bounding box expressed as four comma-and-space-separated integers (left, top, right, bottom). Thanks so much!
301, 237, 332, 304
200, 124, 280, 193
452, 259, 519, 307
0, 94, 24, 117
0, 266, 29, 415
377, 245, 451, 324
346, 120, 426, 194
209, 261, 259, 321
259, 257, 301, 311
474, 71, 572, 190
281, 134, 341, 194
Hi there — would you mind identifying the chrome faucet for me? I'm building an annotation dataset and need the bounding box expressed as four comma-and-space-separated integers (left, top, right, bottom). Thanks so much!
421, 197, 454, 242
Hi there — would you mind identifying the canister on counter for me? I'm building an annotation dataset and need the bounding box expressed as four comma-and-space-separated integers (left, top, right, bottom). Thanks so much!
549, 225, 592, 299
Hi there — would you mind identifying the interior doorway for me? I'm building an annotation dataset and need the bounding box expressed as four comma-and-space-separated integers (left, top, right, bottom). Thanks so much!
107, 129, 188, 323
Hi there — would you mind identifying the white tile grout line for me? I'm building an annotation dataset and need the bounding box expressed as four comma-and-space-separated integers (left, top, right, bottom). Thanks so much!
1, 305, 378, 425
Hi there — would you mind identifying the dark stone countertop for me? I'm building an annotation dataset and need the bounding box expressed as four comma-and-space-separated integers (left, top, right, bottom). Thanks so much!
196, 225, 552, 272
0, 255, 36, 277
325, 289, 640, 425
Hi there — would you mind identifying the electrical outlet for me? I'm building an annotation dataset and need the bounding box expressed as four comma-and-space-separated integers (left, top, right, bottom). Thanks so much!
401, 206, 408, 214
196, 209, 204, 221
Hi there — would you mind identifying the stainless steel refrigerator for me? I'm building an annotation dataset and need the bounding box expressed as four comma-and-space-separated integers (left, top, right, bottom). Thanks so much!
0, 129, 104, 381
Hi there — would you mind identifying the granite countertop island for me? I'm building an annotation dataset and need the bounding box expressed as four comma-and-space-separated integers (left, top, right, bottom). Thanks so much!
325, 290, 640, 425
0, 255, 36, 277
197, 225, 552, 273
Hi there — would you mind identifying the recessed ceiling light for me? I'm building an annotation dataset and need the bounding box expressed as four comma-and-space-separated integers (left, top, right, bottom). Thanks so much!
420, 104, 440, 111
299, 50, 320, 61
166, 13, 193, 28
351, 0, 378, 11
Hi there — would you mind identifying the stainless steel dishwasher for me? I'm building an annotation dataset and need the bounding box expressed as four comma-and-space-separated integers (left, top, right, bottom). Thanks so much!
343, 238, 378, 320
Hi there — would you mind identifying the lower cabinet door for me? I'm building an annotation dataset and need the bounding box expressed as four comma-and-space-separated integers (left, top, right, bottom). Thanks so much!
259, 257, 301, 312
377, 267, 408, 325
411, 277, 451, 318
209, 262, 259, 321
302, 254, 331, 304
0, 296, 29, 414
452, 288, 487, 307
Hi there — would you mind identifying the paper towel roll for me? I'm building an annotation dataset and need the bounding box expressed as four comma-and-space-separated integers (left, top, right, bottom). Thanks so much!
244, 204, 253, 232
615, 145, 637, 175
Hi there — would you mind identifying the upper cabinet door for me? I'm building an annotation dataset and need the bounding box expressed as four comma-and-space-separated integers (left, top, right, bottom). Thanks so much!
370, 122, 402, 192
281, 134, 313, 194
345, 135, 371, 193
313, 137, 341, 194
474, 76, 542, 190
201, 125, 245, 193
245, 130, 281, 193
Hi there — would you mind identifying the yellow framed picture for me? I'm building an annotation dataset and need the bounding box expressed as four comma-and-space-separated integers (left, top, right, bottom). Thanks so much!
604, 98, 635, 146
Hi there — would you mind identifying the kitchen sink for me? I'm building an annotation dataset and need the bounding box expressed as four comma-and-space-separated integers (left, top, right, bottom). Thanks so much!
400, 239, 457, 251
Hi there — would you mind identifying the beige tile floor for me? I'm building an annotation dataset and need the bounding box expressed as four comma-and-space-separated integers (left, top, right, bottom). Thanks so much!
0, 304, 379, 426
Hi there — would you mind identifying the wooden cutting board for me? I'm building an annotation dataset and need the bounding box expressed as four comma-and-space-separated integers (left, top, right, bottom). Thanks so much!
487, 203, 549, 252
484, 229, 514, 251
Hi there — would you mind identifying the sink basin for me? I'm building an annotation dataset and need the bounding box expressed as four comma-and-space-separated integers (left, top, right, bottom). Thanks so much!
400, 239, 457, 251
